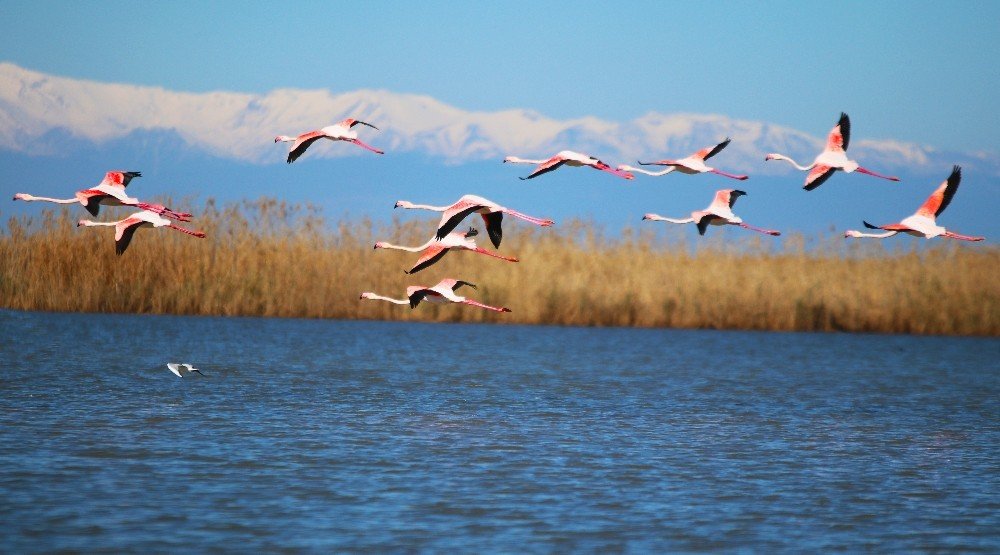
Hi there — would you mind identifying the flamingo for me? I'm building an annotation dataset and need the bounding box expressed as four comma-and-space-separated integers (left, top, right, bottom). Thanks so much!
503, 150, 634, 180
13, 170, 191, 221
274, 118, 384, 163
845, 166, 983, 241
394, 194, 554, 248
642, 189, 781, 236
374, 227, 519, 274
764, 112, 900, 190
636, 138, 749, 180
167, 363, 205, 377
361, 278, 512, 312
77, 209, 206, 255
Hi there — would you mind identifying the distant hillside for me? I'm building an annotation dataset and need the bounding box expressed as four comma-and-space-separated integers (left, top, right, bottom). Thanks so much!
2, 62, 997, 177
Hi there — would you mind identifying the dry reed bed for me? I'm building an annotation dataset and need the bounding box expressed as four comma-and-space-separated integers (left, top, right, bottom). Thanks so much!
1, 199, 997, 336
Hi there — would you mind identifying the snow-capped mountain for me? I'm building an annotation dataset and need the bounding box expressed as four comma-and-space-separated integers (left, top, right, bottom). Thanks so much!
1, 62, 994, 176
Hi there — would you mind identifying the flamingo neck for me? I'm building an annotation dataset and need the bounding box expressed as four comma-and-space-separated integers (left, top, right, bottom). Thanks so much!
14, 194, 78, 204
504, 157, 549, 165
375, 241, 427, 252
398, 202, 450, 211
78, 219, 117, 227
362, 293, 410, 305
643, 214, 693, 224
626, 166, 675, 176
846, 230, 897, 239
766, 154, 814, 171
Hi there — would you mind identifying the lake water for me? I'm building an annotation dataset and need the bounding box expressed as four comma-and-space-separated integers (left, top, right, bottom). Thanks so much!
1, 309, 997, 552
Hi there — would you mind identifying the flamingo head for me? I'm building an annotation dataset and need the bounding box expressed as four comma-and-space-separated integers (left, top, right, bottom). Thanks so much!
13, 193, 31, 201
274, 135, 294, 143
844, 230, 863, 238
394, 200, 412, 209
373, 241, 387, 250
764, 153, 779, 161
502, 156, 515, 163
77, 219, 90, 227
359, 292, 376, 300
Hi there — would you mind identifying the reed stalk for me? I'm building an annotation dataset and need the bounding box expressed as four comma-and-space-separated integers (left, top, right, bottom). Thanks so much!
1, 199, 996, 336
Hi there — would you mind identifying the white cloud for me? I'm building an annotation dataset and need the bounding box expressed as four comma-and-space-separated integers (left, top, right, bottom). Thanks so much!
0, 62, 995, 175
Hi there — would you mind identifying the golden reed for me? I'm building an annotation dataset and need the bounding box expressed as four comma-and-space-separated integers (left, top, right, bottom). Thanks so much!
1, 199, 997, 336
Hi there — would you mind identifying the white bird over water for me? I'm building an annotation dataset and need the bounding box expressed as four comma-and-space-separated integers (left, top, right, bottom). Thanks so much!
167, 363, 204, 377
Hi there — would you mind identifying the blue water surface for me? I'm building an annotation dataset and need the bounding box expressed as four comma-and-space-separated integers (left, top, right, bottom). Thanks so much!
1, 310, 997, 551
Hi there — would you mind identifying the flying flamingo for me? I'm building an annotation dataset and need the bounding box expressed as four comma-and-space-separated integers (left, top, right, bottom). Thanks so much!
274, 118, 384, 163
77, 209, 206, 255
360, 278, 512, 312
375, 227, 519, 274
845, 166, 983, 241
635, 138, 749, 180
13, 170, 191, 221
394, 194, 554, 248
503, 150, 634, 180
642, 189, 780, 236
764, 112, 900, 190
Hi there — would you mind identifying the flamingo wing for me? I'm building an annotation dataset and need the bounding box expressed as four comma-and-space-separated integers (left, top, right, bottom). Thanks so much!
77, 190, 106, 216
350, 120, 379, 130
451, 280, 476, 292
827, 113, 850, 152
287, 131, 325, 164
100, 170, 141, 188
701, 138, 732, 161
695, 214, 718, 236
436, 203, 483, 240
407, 287, 432, 309
114, 218, 144, 255
406, 244, 450, 274
727, 189, 746, 209
520, 157, 565, 180
481, 211, 504, 248
918, 165, 961, 218
804, 164, 836, 191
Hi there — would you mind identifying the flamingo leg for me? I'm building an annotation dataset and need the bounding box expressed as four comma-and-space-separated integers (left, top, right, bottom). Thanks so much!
349, 138, 384, 154
594, 163, 635, 180
855, 166, 900, 182
710, 169, 750, 180
505, 210, 555, 227
167, 224, 207, 238
462, 299, 512, 312
138, 202, 193, 222
737, 223, 781, 236
472, 247, 519, 262
944, 231, 984, 241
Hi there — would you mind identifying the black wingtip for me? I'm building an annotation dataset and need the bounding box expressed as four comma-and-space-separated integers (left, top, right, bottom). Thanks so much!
862, 221, 879, 230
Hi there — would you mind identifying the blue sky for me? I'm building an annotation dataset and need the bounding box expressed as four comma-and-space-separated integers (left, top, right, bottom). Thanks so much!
2, 1, 997, 153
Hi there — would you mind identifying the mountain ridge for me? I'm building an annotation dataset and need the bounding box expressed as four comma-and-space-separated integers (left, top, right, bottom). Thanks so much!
1, 62, 995, 176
